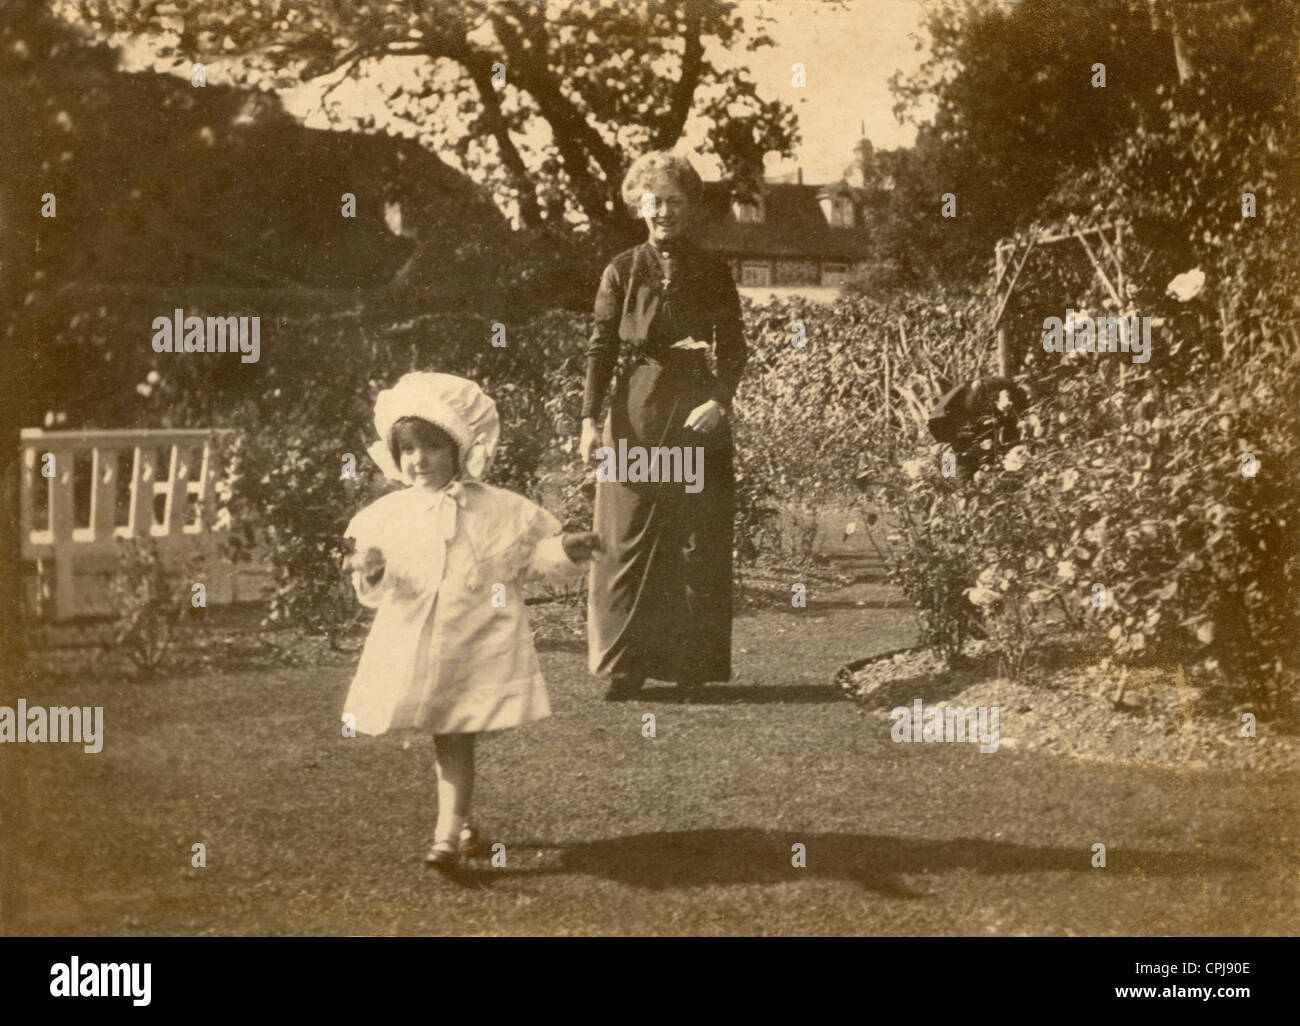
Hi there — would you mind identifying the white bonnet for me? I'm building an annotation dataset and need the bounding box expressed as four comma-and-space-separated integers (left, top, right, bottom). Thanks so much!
367, 372, 500, 483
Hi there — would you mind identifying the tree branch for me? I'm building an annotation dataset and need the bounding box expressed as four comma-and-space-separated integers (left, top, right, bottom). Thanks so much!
488, 6, 623, 220
307, 35, 426, 80
653, 0, 705, 150
461, 54, 543, 228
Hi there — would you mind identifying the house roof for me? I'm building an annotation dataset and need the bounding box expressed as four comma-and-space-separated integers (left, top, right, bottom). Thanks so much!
48, 67, 505, 295
694, 181, 874, 261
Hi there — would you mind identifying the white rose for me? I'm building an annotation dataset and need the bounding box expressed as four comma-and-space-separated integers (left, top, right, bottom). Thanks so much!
1166, 268, 1206, 302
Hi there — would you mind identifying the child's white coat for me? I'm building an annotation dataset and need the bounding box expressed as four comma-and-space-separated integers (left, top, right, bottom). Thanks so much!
343, 481, 582, 736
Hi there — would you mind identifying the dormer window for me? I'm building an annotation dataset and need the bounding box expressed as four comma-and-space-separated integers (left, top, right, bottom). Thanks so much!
818, 189, 858, 227
732, 195, 764, 223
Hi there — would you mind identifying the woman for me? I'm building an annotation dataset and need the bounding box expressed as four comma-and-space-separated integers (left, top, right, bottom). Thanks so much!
580, 151, 748, 700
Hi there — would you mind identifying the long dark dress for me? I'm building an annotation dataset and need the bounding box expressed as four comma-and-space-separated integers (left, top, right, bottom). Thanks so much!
583, 237, 748, 683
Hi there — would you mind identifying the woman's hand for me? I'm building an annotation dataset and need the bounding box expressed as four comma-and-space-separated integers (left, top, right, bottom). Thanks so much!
580, 418, 601, 464
562, 531, 604, 563
683, 399, 725, 434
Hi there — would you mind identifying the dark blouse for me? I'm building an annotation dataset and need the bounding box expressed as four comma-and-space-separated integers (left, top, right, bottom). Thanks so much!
582, 238, 748, 422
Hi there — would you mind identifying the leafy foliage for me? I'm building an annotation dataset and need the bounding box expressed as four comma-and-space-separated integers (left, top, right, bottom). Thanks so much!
874, 0, 1297, 291
730, 289, 989, 535
68, 0, 799, 229
209, 309, 587, 632
105, 538, 195, 675
16, 0, 1298, 715
871, 339, 1299, 702
847, 1, 1300, 704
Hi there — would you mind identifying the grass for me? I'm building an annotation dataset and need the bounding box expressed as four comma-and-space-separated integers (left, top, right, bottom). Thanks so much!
3, 558, 1298, 935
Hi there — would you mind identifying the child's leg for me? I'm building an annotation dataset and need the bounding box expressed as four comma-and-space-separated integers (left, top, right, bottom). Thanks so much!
432, 732, 476, 845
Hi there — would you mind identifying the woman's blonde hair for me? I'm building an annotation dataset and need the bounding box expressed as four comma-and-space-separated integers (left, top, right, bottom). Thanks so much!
620, 151, 704, 211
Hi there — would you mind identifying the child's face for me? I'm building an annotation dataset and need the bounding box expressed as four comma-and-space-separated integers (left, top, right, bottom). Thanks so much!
393, 421, 458, 492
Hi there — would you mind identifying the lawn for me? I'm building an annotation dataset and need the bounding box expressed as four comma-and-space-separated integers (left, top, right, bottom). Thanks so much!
3, 559, 1297, 936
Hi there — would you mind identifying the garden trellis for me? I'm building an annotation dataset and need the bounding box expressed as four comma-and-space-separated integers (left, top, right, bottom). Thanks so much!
990, 219, 1132, 376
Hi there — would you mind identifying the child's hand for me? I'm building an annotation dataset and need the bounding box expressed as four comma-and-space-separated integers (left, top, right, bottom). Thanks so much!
562, 531, 604, 563
346, 546, 385, 578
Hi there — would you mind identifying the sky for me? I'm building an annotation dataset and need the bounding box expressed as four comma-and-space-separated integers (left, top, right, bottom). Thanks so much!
102, 0, 937, 192
705, 0, 933, 181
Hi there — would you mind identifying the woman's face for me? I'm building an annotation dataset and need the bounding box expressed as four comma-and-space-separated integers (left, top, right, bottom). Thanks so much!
393, 420, 458, 492
639, 175, 691, 245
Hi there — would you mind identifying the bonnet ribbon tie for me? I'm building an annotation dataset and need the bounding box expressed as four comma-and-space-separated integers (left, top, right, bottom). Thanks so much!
431, 480, 488, 591
431, 480, 467, 546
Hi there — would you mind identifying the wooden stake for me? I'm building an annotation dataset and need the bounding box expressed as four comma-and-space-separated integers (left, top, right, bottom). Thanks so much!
994, 245, 1009, 377
992, 238, 1035, 376
884, 320, 894, 427
1071, 227, 1123, 309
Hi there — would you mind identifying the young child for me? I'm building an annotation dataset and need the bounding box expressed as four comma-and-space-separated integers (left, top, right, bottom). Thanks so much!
341, 372, 601, 872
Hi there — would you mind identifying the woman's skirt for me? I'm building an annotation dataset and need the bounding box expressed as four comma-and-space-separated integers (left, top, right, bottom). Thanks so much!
587, 353, 734, 683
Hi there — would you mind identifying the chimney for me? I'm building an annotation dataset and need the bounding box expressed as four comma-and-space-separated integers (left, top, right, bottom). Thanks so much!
797, 167, 803, 185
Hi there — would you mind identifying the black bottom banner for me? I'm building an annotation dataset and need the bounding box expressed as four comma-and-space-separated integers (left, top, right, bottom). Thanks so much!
0, 936, 1291, 1014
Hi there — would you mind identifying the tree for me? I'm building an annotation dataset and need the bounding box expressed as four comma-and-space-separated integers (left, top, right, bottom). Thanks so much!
1, 0, 124, 676
69, 0, 800, 230
876, 0, 1298, 289
880, 0, 1179, 285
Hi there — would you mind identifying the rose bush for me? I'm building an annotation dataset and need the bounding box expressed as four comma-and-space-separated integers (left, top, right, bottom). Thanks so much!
867, 322, 1299, 703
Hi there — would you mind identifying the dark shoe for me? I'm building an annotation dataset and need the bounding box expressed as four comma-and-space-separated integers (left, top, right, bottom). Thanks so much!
458, 824, 481, 858
604, 674, 644, 701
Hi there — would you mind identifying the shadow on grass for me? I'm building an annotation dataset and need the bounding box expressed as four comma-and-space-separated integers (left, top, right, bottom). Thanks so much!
606, 684, 845, 705
455, 828, 1252, 898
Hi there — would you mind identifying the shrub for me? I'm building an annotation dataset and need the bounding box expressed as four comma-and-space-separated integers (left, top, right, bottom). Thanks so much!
106, 538, 196, 676
870, 331, 1300, 703
216, 308, 591, 632
867, 63, 1300, 703
729, 290, 988, 562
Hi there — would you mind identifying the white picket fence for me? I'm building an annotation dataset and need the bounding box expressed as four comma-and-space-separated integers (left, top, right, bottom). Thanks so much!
19, 428, 259, 619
